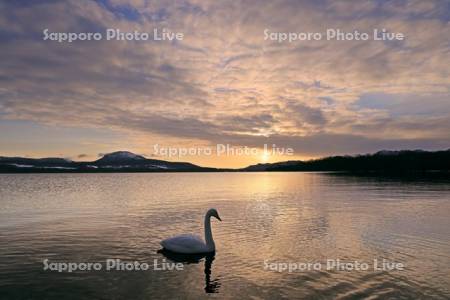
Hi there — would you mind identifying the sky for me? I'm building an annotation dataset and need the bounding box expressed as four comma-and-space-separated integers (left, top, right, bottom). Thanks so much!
0, 0, 449, 168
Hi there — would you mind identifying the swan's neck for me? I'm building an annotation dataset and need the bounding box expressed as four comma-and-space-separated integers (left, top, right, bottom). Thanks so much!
204, 215, 215, 251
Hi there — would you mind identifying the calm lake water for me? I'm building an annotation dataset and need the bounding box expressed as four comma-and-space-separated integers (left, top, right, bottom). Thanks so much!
1, 172, 449, 299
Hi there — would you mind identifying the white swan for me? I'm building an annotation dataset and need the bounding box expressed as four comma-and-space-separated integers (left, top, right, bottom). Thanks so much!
160, 208, 222, 254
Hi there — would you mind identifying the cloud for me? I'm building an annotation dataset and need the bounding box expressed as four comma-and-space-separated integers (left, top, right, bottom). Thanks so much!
284, 100, 327, 126
0, 0, 449, 159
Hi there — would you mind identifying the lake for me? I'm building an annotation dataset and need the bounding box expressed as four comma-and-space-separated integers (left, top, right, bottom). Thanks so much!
1, 172, 449, 299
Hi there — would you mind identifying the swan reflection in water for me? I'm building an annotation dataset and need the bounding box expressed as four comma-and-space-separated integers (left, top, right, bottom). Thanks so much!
157, 249, 221, 294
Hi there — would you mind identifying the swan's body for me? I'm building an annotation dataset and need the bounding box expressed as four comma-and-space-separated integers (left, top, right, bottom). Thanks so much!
160, 234, 209, 254
160, 209, 221, 254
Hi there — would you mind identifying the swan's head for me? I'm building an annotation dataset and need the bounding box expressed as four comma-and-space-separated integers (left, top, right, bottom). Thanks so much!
207, 208, 222, 221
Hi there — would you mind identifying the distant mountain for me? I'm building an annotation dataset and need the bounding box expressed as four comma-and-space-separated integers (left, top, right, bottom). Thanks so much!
1, 149, 449, 173
96, 151, 147, 163
0, 157, 76, 169
242, 149, 450, 172
242, 160, 301, 171
91, 151, 205, 170
0, 151, 216, 172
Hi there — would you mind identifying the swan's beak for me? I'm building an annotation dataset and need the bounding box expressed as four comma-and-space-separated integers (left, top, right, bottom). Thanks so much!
216, 215, 222, 221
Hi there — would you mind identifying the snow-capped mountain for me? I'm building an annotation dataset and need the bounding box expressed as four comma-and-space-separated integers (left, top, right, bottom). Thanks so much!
0, 151, 212, 172
94, 151, 147, 165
